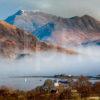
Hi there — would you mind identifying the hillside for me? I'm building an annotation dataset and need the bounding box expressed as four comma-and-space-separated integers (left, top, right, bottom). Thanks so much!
0, 20, 77, 58
5, 10, 100, 46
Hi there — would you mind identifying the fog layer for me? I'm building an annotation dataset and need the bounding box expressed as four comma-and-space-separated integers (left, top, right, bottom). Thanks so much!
0, 46, 100, 77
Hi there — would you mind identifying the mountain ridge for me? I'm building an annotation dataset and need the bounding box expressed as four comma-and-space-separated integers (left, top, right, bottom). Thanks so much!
5, 10, 100, 46
0, 20, 77, 58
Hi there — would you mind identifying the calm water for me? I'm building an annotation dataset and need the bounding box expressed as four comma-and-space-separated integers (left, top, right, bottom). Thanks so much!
0, 77, 53, 90
0, 77, 99, 90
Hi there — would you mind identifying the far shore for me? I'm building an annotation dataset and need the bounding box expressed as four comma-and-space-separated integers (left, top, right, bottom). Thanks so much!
10, 75, 100, 80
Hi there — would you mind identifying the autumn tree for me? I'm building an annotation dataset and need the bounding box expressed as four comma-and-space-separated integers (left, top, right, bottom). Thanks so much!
93, 82, 100, 96
75, 76, 92, 98
43, 79, 54, 92
59, 89, 72, 100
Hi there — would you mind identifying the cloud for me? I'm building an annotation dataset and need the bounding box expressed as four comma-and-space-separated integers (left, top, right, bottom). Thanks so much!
0, 0, 100, 20
0, 46, 100, 77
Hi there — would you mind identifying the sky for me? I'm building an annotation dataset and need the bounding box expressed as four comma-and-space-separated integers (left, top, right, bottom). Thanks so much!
0, 0, 100, 20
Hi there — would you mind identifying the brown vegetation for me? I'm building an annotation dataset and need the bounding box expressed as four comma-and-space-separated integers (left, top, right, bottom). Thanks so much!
0, 20, 77, 58
0, 76, 99, 100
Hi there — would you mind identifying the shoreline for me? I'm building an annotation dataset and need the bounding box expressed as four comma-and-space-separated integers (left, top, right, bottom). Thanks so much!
9, 75, 100, 80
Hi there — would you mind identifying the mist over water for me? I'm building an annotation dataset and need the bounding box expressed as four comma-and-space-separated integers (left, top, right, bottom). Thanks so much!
0, 46, 100, 77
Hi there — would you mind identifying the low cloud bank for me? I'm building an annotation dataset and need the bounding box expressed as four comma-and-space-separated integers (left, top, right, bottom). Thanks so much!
0, 46, 100, 77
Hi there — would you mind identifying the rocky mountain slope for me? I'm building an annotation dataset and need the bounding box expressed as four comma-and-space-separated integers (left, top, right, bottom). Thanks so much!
5, 10, 100, 46
0, 20, 77, 58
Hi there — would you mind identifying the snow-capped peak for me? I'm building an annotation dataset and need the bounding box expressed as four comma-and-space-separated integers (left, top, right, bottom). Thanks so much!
16, 9, 40, 14
15, 10, 25, 15
20, 10, 25, 13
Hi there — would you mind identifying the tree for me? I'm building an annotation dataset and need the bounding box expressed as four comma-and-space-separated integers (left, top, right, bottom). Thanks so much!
93, 82, 100, 96
75, 76, 92, 98
43, 79, 54, 92
59, 89, 72, 100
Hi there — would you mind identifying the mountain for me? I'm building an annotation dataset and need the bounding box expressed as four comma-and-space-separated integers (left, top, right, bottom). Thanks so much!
5, 10, 100, 46
0, 20, 77, 58
0, 20, 37, 58
34, 22, 54, 40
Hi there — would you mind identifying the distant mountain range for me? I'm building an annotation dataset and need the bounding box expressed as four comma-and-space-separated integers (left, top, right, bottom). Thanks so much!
5, 10, 100, 46
0, 20, 77, 58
